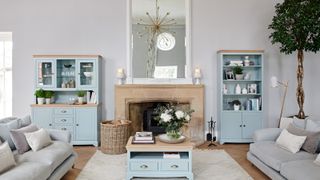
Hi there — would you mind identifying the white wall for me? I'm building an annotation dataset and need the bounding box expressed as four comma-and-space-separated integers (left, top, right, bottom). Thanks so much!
1, 0, 320, 128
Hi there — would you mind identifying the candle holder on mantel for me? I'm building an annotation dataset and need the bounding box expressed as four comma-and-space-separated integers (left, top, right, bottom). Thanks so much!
193, 68, 202, 85
116, 68, 126, 85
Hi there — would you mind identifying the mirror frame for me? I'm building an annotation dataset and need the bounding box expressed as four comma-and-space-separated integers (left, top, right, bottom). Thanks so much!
126, 0, 192, 84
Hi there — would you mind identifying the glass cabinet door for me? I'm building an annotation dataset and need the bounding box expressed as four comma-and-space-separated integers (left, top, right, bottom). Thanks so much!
77, 60, 96, 88
36, 60, 55, 88
56, 59, 76, 89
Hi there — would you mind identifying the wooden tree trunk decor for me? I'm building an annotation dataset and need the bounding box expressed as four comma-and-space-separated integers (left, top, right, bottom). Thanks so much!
297, 50, 305, 119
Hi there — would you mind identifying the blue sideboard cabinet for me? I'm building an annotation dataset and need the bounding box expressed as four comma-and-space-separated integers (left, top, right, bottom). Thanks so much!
217, 50, 264, 144
31, 55, 102, 146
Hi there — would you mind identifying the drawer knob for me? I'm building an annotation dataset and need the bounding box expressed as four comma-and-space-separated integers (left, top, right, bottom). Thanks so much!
171, 165, 179, 169
243, 124, 246, 127
240, 125, 242, 127
61, 128, 67, 131
140, 165, 148, 169
49, 123, 52, 126
61, 119, 67, 122
76, 124, 79, 126
61, 110, 67, 113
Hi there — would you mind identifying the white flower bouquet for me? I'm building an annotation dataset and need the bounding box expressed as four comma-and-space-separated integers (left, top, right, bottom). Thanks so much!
154, 104, 194, 139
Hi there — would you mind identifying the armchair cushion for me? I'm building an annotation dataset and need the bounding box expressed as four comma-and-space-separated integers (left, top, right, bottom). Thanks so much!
253, 128, 282, 142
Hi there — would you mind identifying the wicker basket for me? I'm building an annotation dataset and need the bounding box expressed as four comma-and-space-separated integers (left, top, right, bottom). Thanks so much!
100, 120, 131, 154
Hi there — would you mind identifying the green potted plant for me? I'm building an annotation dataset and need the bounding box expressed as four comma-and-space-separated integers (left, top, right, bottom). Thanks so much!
232, 100, 241, 111
77, 91, 86, 104
232, 66, 244, 80
44, 91, 55, 104
269, 0, 320, 119
34, 89, 45, 105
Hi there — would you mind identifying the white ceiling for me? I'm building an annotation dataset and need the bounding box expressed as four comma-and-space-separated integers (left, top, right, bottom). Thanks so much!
132, 0, 186, 25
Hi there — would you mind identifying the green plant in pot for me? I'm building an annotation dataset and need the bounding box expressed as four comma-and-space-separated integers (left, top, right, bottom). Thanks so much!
77, 91, 86, 105
44, 91, 55, 104
232, 100, 241, 111
34, 89, 45, 105
232, 66, 244, 80
269, 0, 320, 119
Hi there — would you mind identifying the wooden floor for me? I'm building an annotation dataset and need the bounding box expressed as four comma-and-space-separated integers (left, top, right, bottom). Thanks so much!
62, 143, 270, 180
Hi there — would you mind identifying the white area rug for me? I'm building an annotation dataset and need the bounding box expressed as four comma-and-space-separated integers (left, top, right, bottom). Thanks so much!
76, 150, 252, 180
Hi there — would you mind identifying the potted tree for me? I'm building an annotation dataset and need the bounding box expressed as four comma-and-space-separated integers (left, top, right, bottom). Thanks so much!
44, 91, 55, 104
232, 66, 244, 80
269, 0, 320, 119
34, 89, 45, 105
77, 91, 86, 105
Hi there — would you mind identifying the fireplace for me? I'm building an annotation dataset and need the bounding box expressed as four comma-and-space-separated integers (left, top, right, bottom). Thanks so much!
115, 84, 204, 145
129, 101, 190, 136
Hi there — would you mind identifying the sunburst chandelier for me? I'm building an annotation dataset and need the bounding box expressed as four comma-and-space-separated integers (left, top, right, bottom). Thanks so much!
136, 0, 177, 78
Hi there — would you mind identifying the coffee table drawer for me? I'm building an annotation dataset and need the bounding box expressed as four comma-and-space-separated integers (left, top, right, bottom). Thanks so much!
130, 161, 158, 171
160, 161, 188, 171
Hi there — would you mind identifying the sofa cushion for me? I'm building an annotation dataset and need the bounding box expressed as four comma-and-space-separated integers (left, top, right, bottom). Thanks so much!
276, 129, 307, 153
0, 161, 51, 180
287, 123, 320, 154
25, 128, 52, 151
15, 141, 73, 172
10, 124, 39, 154
0, 117, 21, 149
0, 142, 16, 174
280, 160, 320, 180
250, 141, 316, 171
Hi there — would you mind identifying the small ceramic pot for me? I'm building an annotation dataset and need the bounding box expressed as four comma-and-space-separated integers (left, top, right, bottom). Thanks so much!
78, 97, 84, 104
234, 105, 240, 111
235, 74, 244, 80
45, 98, 51, 104
37, 98, 44, 105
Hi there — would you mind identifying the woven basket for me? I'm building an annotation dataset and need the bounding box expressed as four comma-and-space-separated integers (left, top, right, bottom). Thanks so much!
100, 120, 131, 154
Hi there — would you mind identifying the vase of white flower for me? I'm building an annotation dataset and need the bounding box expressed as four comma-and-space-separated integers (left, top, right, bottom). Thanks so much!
154, 104, 194, 142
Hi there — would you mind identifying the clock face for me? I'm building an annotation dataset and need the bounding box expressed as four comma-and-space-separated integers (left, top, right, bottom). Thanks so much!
157, 32, 176, 51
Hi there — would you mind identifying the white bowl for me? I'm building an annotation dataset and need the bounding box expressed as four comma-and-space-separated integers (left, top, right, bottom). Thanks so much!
83, 72, 93, 77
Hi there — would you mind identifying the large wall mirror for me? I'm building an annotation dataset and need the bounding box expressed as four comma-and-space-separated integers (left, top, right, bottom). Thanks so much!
127, 0, 192, 83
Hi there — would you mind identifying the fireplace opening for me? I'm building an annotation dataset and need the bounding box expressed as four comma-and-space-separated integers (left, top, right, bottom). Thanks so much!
128, 101, 190, 136
143, 106, 166, 135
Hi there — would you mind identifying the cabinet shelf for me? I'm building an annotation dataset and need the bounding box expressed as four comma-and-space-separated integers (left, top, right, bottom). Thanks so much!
223, 65, 262, 68
223, 94, 261, 96
223, 80, 261, 82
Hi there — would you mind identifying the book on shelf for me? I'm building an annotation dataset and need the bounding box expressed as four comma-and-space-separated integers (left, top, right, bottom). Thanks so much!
163, 152, 180, 159
135, 132, 153, 141
131, 136, 155, 144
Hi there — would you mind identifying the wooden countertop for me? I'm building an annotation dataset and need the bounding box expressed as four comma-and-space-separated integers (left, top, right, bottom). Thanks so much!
30, 103, 100, 107
126, 136, 195, 152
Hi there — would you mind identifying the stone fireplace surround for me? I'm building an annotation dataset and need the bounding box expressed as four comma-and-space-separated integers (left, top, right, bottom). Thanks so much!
115, 84, 204, 145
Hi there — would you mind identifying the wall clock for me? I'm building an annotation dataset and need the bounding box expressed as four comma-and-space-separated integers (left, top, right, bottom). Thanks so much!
157, 32, 176, 51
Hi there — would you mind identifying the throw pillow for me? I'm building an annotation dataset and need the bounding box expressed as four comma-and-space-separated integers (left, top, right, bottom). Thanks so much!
276, 129, 307, 153
25, 128, 52, 151
287, 123, 320, 154
0, 142, 16, 174
0, 117, 21, 150
314, 154, 320, 166
20, 115, 32, 127
306, 119, 320, 132
10, 124, 39, 154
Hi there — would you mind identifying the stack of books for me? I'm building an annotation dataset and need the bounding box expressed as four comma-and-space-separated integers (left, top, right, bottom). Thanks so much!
132, 132, 155, 144
163, 152, 180, 159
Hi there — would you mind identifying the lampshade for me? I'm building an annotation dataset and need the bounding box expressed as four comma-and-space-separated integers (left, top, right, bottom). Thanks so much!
270, 76, 278, 87
116, 68, 125, 79
194, 68, 202, 78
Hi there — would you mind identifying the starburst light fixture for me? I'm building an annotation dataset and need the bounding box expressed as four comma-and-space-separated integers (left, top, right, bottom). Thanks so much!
136, 0, 177, 78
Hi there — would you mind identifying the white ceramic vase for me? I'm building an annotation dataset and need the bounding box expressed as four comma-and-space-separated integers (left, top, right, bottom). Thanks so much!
234, 105, 240, 111
37, 98, 44, 105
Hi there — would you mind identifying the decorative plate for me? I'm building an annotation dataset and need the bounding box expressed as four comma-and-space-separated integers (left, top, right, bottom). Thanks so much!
158, 134, 186, 144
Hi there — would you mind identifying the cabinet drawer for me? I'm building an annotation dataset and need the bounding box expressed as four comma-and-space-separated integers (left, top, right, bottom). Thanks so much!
160, 161, 188, 171
130, 161, 158, 171
54, 125, 74, 132
54, 108, 74, 115
54, 117, 74, 124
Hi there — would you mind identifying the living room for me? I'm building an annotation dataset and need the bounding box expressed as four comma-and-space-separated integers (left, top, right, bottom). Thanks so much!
0, 0, 320, 179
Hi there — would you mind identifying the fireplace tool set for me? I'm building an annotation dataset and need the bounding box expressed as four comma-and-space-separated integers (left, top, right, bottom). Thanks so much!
206, 117, 217, 147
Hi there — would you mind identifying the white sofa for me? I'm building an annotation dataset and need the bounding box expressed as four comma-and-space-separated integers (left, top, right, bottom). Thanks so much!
0, 117, 77, 180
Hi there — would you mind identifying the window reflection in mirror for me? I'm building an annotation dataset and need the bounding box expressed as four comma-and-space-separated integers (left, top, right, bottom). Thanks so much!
131, 0, 186, 79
